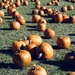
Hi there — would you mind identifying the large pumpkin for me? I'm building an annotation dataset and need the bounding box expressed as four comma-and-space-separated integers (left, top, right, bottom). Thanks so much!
56, 36, 71, 49
28, 64, 47, 75
36, 42, 54, 60
12, 50, 32, 68
27, 34, 42, 46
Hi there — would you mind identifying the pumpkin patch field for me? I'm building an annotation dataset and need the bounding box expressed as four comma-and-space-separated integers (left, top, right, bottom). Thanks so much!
0, 0, 75, 75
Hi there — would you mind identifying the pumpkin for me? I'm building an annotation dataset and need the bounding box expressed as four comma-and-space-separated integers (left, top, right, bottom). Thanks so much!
11, 40, 26, 53
68, 15, 75, 23
38, 10, 44, 16
10, 21, 20, 30
67, 72, 75, 75
7, 7, 16, 16
38, 18, 47, 25
32, 14, 41, 23
27, 34, 42, 46
64, 51, 75, 65
24, 40, 37, 59
23, 0, 28, 6
55, 1, 60, 6
36, 42, 54, 60
40, 6, 46, 13
56, 36, 71, 49
62, 14, 69, 23
12, 49, 32, 68
35, 4, 40, 9
67, 5, 74, 10
0, 10, 4, 18
44, 28, 55, 39
35, 0, 40, 5
15, 0, 21, 7
36, 22, 46, 32
12, 11, 19, 19
32, 9, 39, 15
16, 15, 26, 25
47, 2, 52, 6
0, 17, 3, 24
61, 6, 68, 12
28, 64, 47, 75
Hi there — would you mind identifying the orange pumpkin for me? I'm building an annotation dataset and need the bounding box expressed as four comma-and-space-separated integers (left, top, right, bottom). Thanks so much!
36, 22, 46, 32
44, 28, 55, 39
36, 42, 54, 60
27, 34, 42, 46
38, 18, 47, 25
56, 36, 71, 49
0, 10, 5, 18
55, 13, 63, 23
16, 15, 26, 25
10, 21, 20, 30
12, 11, 19, 19
67, 5, 74, 10
68, 15, 75, 23
61, 6, 68, 12
11, 40, 26, 53
28, 64, 47, 75
32, 14, 41, 23
12, 50, 32, 68
23, 0, 28, 6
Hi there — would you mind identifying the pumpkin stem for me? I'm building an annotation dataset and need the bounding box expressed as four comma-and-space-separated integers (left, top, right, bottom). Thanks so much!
38, 53, 43, 59
33, 64, 38, 70
23, 36, 27, 40
29, 40, 32, 44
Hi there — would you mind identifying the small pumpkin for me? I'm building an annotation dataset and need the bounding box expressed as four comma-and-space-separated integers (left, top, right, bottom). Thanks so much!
38, 10, 44, 16
67, 5, 74, 10
10, 21, 20, 30
23, 0, 28, 6
62, 14, 69, 23
32, 9, 39, 15
12, 11, 19, 19
36, 42, 54, 60
44, 28, 55, 39
16, 15, 26, 25
47, 2, 52, 6
61, 6, 68, 12
15, 0, 21, 7
32, 14, 41, 23
0, 10, 5, 18
68, 15, 75, 23
28, 64, 47, 75
27, 34, 42, 46
38, 18, 47, 25
12, 49, 32, 68
36, 21, 46, 32
56, 36, 71, 49
64, 51, 75, 66
55, 12, 63, 23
